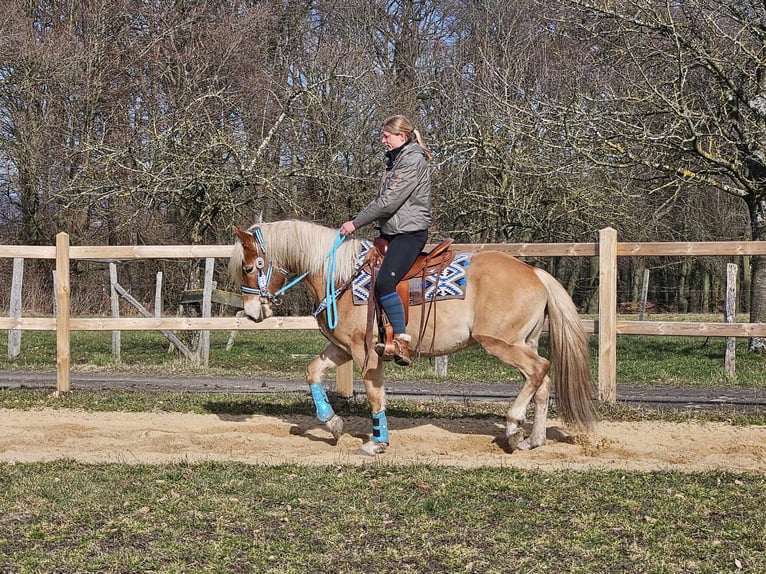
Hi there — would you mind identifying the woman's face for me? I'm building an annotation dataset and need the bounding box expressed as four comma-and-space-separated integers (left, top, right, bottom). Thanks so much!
381, 129, 407, 151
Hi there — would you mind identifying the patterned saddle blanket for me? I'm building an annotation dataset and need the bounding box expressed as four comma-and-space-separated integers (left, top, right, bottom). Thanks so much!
352, 241, 473, 306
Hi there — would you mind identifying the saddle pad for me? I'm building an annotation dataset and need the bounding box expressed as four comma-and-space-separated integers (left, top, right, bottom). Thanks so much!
352, 241, 472, 306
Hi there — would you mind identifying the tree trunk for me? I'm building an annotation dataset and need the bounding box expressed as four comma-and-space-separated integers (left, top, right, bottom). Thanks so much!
742, 255, 751, 314
747, 199, 766, 353
712, 273, 721, 312
584, 256, 599, 314
565, 262, 581, 300
749, 254, 766, 352
702, 270, 710, 313
678, 259, 690, 313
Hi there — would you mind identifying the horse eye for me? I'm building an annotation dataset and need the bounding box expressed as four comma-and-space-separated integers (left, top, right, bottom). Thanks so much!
244, 265, 255, 274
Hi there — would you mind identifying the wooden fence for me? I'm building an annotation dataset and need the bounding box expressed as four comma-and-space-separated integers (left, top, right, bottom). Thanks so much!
4, 227, 766, 400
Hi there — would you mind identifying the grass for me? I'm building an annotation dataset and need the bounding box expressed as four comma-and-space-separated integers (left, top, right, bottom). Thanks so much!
0, 330, 325, 379
2, 321, 766, 572
2, 325, 766, 388
615, 335, 766, 387
1, 461, 764, 573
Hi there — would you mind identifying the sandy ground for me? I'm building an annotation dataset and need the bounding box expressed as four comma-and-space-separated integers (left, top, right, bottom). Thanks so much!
1, 408, 765, 473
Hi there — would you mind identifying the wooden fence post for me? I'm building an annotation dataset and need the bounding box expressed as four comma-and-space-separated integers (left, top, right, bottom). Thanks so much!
109, 263, 121, 362
334, 360, 354, 398
199, 258, 215, 367
8, 258, 23, 359
55, 232, 71, 395
154, 272, 163, 317
725, 263, 737, 378
638, 268, 650, 321
598, 227, 618, 403
434, 355, 449, 377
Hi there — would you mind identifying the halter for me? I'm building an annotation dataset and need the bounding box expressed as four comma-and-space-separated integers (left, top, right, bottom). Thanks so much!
240, 227, 307, 304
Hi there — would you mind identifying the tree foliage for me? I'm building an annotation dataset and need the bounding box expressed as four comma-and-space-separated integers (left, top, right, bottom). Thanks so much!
552, 0, 766, 342
0, 0, 762, 326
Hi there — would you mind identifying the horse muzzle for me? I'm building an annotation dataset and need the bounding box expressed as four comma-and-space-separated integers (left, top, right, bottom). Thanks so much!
243, 297, 273, 322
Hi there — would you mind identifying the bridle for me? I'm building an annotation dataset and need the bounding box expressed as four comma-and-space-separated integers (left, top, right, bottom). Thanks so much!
240, 227, 306, 305
239, 225, 346, 328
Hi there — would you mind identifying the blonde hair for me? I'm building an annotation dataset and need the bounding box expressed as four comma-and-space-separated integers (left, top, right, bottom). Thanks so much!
382, 115, 432, 161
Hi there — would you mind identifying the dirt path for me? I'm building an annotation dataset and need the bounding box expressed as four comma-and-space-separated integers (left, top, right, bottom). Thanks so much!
2, 408, 765, 473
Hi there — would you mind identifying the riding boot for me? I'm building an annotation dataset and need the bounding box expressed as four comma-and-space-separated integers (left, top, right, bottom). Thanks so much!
393, 333, 412, 366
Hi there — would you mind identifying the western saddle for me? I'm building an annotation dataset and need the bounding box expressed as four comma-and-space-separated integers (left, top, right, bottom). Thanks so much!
361, 237, 455, 365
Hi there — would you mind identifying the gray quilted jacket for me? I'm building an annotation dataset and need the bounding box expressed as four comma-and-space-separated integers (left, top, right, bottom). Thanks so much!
352, 142, 432, 235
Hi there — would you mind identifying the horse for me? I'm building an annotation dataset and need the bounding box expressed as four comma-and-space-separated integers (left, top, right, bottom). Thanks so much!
229, 219, 596, 456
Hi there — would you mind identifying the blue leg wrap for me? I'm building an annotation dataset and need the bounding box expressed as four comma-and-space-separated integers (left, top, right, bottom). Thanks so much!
309, 383, 334, 422
379, 292, 407, 334
372, 410, 389, 443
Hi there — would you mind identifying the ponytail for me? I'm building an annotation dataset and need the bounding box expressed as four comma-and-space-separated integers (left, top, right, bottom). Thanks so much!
411, 128, 432, 162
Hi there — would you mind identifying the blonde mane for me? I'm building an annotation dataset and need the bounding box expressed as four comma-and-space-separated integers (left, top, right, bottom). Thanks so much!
229, 220, 363, 286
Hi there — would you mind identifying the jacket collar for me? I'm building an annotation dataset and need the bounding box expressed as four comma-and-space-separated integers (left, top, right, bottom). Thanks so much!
385, 141, 410, 170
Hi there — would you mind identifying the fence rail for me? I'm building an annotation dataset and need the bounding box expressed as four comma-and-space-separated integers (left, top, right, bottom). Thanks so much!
3, 228, 766, 399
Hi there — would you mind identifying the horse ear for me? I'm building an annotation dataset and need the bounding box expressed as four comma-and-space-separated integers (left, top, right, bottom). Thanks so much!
256, 211, 264, 224
233, 225, 254, 248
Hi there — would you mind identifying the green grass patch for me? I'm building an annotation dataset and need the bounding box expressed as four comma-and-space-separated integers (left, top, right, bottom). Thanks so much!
2, 327, 766, 388
616, 336, 766, 387
1, 461, 764, 573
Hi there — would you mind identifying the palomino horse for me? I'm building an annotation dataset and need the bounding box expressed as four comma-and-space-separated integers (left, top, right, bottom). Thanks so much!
229, 220, 595, 455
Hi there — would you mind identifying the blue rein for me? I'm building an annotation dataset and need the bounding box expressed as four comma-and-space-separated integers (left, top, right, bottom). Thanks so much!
324, 231, 346, 329
275, 271, 309, 298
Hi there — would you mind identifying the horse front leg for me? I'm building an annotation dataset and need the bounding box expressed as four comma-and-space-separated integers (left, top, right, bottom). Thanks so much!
306, 343, 351, 442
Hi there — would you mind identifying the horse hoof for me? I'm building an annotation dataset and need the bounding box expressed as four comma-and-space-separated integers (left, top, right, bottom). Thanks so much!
326, 415, 344, 441
518, 435, 546, 450
506, 429, 524, 452
355, 440, 387, 456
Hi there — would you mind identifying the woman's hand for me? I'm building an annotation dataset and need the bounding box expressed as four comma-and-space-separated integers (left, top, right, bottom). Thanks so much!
339, 221, 356, 236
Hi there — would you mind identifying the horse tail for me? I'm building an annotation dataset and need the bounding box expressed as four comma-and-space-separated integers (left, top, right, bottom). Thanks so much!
535, 269, 596, 432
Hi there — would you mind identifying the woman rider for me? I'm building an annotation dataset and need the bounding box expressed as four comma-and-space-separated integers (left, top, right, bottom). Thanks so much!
339, 115, 432, 366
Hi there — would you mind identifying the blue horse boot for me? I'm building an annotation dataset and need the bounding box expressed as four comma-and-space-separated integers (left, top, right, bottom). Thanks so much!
309, 383, 343, 441
356, 410, 389, 456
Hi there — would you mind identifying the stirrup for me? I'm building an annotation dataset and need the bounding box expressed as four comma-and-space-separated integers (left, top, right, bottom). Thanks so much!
374, 341, 395, 361
393, 334, 412, 367
375, 323, 396, 361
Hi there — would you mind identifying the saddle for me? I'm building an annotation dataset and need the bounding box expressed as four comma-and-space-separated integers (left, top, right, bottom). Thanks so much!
361, 237, 455, 364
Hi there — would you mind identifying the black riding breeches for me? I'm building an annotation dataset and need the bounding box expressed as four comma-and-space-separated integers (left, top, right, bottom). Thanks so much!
374, 230, 429, 297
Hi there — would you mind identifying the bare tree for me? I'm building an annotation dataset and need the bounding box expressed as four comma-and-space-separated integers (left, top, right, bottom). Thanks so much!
425, 0, 637, 244
4, 0, 756, 320
549, 0, 766, 347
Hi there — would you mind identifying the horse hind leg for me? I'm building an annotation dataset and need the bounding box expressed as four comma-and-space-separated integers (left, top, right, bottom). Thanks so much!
517, 374, 551, 450
473, 334, 551, 451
